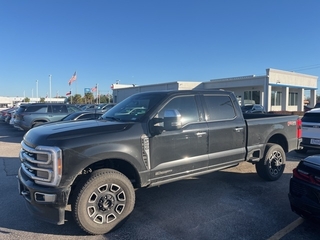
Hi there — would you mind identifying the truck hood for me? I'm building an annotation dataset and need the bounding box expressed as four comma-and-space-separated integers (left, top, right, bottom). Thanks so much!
23, 120, 133, 147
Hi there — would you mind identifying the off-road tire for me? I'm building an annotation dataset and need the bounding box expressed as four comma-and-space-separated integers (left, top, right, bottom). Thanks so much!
72, 169, 135, 235
255, 143, 285, 181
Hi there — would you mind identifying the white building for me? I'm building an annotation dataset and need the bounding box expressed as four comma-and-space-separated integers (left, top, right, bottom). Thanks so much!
111, 68, 318, 112
0, 97, 65, 108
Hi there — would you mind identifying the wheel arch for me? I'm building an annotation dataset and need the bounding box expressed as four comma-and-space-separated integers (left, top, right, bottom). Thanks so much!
266, 133, 288, 153
69, 158, 141, 203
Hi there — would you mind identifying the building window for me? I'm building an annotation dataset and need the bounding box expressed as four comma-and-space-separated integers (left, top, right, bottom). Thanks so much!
244, 91, 260, 104
271, 91, 282, 106
289, 92, 298, 106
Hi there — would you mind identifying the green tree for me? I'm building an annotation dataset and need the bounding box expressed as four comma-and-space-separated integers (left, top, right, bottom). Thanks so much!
99, 94, 108, 103
24, 97, 30, 102
84, 92, 94, 104
40, 97, 45, 103
72, 94, 83, 104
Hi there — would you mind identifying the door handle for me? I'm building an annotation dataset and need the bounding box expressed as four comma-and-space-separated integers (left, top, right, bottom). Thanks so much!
196, 132, 207, 137
234, 127, 243, 132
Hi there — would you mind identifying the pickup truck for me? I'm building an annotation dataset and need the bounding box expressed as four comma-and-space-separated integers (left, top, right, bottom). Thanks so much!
17, 90, 301, 235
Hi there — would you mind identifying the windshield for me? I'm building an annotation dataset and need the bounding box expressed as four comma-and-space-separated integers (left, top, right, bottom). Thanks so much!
101, 92, 166, 122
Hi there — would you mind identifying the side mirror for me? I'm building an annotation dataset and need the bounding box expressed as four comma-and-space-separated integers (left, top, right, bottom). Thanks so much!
149, 117, 164, 135
164, 109, 182, 131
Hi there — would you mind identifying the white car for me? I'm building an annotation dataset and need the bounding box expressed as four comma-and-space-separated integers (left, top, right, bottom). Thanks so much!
299, 108, 320, 153
9, 109, 16, 125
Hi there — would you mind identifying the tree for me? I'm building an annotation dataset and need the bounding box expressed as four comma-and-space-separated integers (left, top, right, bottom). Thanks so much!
72, 94, 83, 104
99, 94, 108, 103
40, 97, 45, 103
84, 92, 94, 104
24, 97, 30, 102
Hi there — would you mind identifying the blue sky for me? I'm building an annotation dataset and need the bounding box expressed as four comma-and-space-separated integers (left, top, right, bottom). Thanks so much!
1, 0, 320, 98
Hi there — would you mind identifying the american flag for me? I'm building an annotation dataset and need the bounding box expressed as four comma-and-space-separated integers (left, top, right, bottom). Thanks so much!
66, 91, 71, 96
91, 86, 97, 92
68, 71, 77, 86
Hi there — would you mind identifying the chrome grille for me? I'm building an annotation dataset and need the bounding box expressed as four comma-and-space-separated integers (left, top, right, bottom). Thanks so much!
20, 141, 62, 186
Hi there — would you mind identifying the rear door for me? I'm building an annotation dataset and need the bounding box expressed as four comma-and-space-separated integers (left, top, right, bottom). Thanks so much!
50, 104, 69, 121
202, 94, 246, 168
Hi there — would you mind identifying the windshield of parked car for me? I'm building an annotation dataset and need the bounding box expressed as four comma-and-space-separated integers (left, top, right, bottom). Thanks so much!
241, 105, 253, 112
100, 92, 166, 122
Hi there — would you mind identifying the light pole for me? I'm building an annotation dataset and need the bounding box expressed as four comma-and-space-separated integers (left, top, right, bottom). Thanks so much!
32, 89, 33, 98
49, 75, 52, 101
36, 80, 38, 98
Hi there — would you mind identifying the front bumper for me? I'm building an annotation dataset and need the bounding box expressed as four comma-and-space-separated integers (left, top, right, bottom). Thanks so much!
18, 167, 71, 225
288, 177, 320, 221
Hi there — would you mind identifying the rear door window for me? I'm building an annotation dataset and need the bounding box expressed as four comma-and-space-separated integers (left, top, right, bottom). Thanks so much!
204, 95, 236, 121
67, 105, 81, 113
52, 105, 68, 113
25, 105, 48, 113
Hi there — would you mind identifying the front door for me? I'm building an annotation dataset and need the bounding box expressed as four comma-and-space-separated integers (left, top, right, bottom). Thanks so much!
149, 95, 208, 183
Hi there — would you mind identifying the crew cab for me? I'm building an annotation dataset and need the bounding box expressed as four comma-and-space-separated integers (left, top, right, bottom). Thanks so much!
17, 90, 301, 235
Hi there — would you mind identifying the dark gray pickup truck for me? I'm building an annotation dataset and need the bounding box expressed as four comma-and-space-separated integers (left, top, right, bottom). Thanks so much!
18, 90, 301, 235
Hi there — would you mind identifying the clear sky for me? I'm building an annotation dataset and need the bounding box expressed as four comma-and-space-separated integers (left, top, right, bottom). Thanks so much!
1, 0, 320, 98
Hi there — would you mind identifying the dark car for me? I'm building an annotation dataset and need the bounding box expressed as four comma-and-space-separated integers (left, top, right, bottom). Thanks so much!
288, 155, 320, 222
60, 111, 103, 121
87, 103, 116, 113
14, 103, 81, 131
241, 104, 266, 114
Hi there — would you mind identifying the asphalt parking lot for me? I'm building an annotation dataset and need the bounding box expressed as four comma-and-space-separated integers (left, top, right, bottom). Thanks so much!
0, 121, 320, 240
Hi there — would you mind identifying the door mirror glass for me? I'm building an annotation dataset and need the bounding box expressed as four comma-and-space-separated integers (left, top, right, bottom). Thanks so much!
164, 109, 182, 131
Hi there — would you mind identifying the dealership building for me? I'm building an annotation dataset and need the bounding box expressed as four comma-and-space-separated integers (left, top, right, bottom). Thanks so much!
111, 68, 318, 112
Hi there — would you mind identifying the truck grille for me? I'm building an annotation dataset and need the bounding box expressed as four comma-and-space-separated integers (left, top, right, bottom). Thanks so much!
20, 141, 62, 187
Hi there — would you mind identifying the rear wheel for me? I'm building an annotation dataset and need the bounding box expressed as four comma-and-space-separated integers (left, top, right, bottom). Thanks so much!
255, 143, 285, 181
72, 169, 135, 235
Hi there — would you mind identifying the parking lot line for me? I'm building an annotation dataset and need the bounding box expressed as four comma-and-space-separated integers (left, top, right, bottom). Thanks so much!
266, 217, 304, 240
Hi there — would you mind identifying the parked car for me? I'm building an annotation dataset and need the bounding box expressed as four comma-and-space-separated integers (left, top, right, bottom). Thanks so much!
304, 102, 320, 112
0, 107, 15, 121
58, 111, 103, 122
241, 104, 266, 113
298, 108, 320, 153
37, 111, 103, 127
288, 154, 320, 222
87, 103, 116, 113
5, 107, 18, 124
14, 103, 81, 131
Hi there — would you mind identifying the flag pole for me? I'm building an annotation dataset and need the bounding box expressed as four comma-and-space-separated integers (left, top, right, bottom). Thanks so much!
96, 83, 98, 104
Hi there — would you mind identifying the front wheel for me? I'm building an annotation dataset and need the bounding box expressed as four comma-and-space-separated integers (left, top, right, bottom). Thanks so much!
72, 169, 135, 235
255, 143, 285, 181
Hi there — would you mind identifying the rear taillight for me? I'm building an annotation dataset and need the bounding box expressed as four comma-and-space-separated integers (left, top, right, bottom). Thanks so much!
293, 167, 320, 186
297, 118, 302, 139
293, 168, 309, 182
